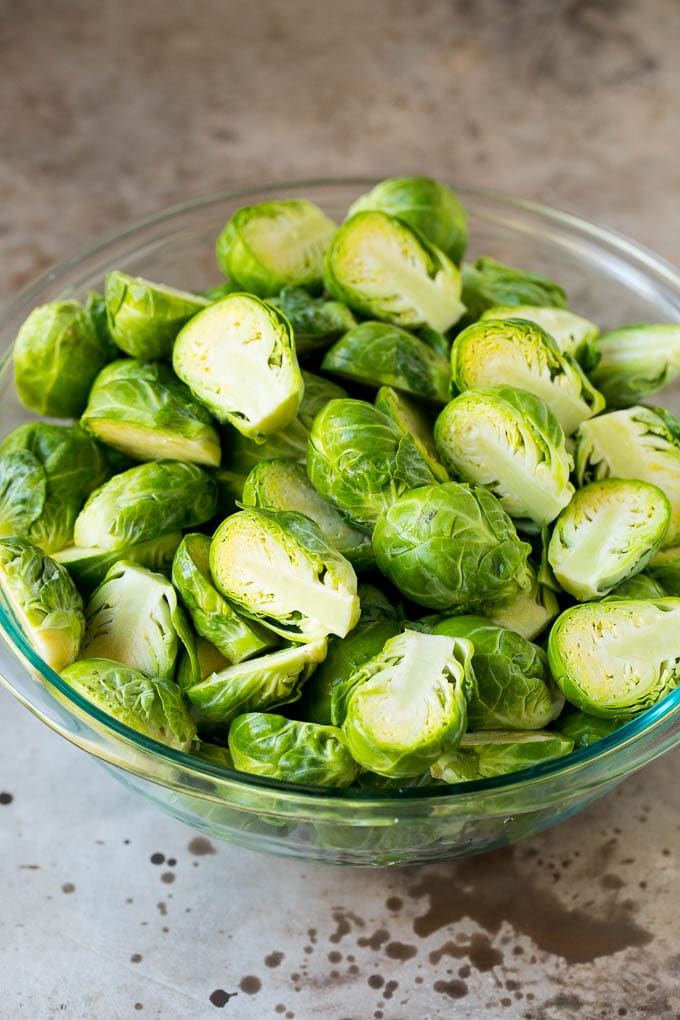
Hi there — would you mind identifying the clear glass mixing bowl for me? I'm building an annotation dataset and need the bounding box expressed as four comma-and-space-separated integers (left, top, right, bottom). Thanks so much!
2, 180, 680, 866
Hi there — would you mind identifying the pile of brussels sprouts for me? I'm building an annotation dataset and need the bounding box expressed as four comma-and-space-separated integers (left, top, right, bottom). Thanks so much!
3, 176, 680, 791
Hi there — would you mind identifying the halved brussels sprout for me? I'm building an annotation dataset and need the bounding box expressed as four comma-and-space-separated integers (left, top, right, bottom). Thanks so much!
332, 630, 472, 778
548, 598, 680, 717
434, 385, 574, 529
307, 398, 438, 532
450, 318, 605, 436
647, 545, 680, 595
324, 211, 465, 333
172, 533, 275, 663
605, 573, 668, 601
555, 710, 623, 748
173, 293, 303, 441
485, 564, 560, 640
548, 479, 670, 601
210, 507, 360, 642
0, 537, 84, 672
74, 460, 217, 551
431, 730, 574, 783
267, 286, 357, 356
13, 299, 113, 418
375, 386, 448, 483
82, 561, 196, 682
322, 321, 451, 403
460, 257, 567, 324
242, 460, 373, 569
61, 658, 196, 751
177, 636, 229, 690
229, 713, 360, 786
372, 482, 532, 612
186, 638, 327, 726
105, 271, 209, 360
480, 305, 600, 370
430, 616, 564, 730
0, 423, 110, 554
588, 324, 680, 407
347, 176, 468, 265
55, 532, 183, 594
81, 359, 221, 467
575, 406, 680, 547
216, 200, 337, 297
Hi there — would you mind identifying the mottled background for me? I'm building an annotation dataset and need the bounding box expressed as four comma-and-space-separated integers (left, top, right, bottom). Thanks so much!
1, 1, 680, 1018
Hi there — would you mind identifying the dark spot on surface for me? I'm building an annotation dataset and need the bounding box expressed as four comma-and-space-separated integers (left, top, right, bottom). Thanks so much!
157, 901, 167, 916
618, 1009, 627, 1016
161, 872, 175, 885
429, 933, 503, 972
19, 864, 40, 870
0, 792, 13, 805
188, 836, 217, 856
368, 975, 384, 990
162, 927, 169, 933
62, 883, 75, 894
329, 911, 352, 944
124, 839, 131, 845
662, 848, 671, 857
386, 896, 403, 912
307, 928, 317, 942
383, 980, 398, 1000
434, 979, 468, 999
328, 951, 342, 964
303, 946, 313, 955
407, 846, 653, 964
150, 852, 165, 865
500, 997, 512, 1007
459, 964, 471, 979
239, 976, 261, 995
265, 952, 284, 968
209, 989, 237, 1008
385, 941, 417, 961
275, 1007, 286, 1015
348, 964, 359, 975
358, 929, 390, 950
285, 1013, 294, 1019
130, 954, 142, 963
600, 874, 625, 891
134, 1005, 143, 1012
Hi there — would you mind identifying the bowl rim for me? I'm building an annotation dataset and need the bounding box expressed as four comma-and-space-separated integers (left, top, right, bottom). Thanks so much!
3, 177, 680, 807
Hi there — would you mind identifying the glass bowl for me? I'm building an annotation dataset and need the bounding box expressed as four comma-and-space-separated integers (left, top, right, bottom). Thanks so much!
2, 179, 680, 867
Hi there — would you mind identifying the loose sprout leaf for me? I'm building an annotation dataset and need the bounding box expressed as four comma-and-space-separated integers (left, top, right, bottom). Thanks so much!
375, 386, 448, 483
481, 305, 600, 370
548, 598, 680, 717
105, 271, 210, 360
548, 479, 670, 601
556, 710, 623, 748
432, 730, 574, 783
588, 324, 680, 407
460, 257, 567, 324
575, 405, 680, 547
434, 385, 574, 529
450, 318, 605, 436
216, 200, 337, 297
209, 507, 360, 643
229, 712, 360, 787
485, 563, 560, 641
604, 572, 668, 601
173, 293, 303, 441
324, 211, 465, 333
55, 532, 182, 594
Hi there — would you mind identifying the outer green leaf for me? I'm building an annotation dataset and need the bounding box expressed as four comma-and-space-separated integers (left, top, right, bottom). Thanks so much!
375, 386, 448, 483
588, 324, 680, 407
485, 563, 560, 640
460, 257, 567, 324
55, 532, 182, 594
267, 286, 357, 356
432, 730, 574, 783
105, 271, 209, 360
555, 711, 622, 748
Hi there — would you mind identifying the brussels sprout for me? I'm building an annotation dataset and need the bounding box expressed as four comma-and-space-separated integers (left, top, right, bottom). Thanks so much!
417, 325, 451, 359
307, 399, 438, 532
481, 305, 600, 370
216, 200, 337, 297
431, 730, 574, 783
375, 386, 448, 483
105, 271, 209, 360
186, 638, 328, 726
322, 321, 451, 403
485, 564, 560, 640
267, 286, 357, 356
356, 582, 403, 623
61, 658, 195, 751
460, 257, 567, 324
193, 741, 234, 768
575, 405, 680, 547
0, 423, 109, 554
74, 460, 217, 551
54, 532, 183, 594
548, 598, 680, 717
332, 630, 472, 778
647, 545, 680, 595
213, 468, 247, 516
347, 176, 468, 265
210, 507, 360, 642
172, 534, 275, 663
173, 293, 303, 441
555, 710, 622, 748
434, 385, 574, 529
372, 482, 532, 612
82, 561, 196, 682
430, 616, 564, 730
605, 572, 668, 601
13, 299, 113, 418
81, 359, 221, 467
0, 537, 84, 672
324, 211, 465, 333
229, 713, 359, 786
177, 636, 229, 690
242, 460, 373, 569
549, 480, 670, 601
450, 319, 605, 436
588, 324, 680, 407
85, 290, 119, 360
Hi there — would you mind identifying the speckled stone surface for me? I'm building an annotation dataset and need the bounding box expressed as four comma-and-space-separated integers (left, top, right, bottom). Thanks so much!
1, 1, 680, 1017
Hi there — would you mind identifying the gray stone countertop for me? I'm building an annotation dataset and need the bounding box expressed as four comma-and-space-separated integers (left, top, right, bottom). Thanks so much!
1, 2, 680, 1017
